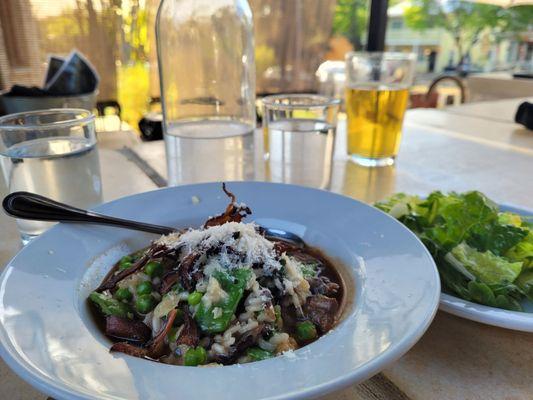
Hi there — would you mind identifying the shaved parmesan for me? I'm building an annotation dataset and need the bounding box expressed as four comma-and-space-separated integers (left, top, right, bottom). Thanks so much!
157, 222, 282, 275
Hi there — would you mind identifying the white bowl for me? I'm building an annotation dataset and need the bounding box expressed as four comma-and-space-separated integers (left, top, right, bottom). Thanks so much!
0, 182, 440, 399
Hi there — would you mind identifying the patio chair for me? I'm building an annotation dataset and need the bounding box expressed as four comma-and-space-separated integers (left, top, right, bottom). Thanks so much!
410, 75, 467, 109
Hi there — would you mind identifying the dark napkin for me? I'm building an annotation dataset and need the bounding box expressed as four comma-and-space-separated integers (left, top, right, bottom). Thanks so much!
2, 50, 98, 97
515, 102, 533, 131
3, 85, 48, 97
44, 51, 99, 95
44, 56, 66, 85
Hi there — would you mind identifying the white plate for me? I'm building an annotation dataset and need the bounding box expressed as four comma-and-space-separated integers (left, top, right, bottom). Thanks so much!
0, 182, 440, 400
439, 204, 533, 332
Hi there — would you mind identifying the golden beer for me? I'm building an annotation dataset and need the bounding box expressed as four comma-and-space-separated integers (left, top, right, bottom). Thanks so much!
345, 85, 409, 161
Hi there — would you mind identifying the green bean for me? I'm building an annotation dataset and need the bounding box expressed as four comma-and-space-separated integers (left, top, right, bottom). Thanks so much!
89, 292, 132, 318
194, 269, 252, 334
167, 327, 179, 343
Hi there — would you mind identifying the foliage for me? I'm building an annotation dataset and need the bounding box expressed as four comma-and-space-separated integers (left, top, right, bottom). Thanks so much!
118, 63, 150, 128
404, 0, 533, 63
332, 0, 368, 49
121, 1, 150, 63
504, 6, 533, 34
255, 45, 276, 79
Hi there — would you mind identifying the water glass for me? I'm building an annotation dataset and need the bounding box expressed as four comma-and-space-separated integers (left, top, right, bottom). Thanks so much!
345, 52, 416, 167
262, 94, 340, 189
0, 109, 103, 244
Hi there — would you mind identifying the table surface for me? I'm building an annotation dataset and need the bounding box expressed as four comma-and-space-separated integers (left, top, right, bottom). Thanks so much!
1, 98, 532, 400
466, 75, 533, 102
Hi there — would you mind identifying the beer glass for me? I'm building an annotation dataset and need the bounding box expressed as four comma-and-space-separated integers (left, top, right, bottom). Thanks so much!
345, 52, 415, 167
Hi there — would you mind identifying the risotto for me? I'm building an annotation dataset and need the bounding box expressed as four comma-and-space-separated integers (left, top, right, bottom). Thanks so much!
89, 184, 344, 366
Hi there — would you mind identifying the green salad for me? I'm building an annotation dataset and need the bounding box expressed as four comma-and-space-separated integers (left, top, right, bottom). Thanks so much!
375, 191, 533, 311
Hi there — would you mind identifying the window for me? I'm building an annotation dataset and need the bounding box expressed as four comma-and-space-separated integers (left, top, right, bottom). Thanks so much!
391, 20, 403, 30
1, 0, 338, 128
0, 0, 31, 68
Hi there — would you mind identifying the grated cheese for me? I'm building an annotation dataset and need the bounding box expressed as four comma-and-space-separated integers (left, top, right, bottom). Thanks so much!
117, 271, 150, 292
156, 232, 182, 247
191, 195, 201, 205
202, 276, 229, 308
283, 255, 311, 306
212, 307, 223, 318
153, 221, 313, 316
156, 222, 281, 275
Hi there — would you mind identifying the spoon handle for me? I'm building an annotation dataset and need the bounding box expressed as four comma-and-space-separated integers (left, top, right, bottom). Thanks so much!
2, 192, 176, 235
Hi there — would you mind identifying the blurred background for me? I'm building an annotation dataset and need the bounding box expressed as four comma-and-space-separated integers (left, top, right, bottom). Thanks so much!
0, 0, 531, 132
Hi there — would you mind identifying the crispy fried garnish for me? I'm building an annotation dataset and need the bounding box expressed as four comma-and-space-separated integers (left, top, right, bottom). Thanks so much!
203, 183, 251, 228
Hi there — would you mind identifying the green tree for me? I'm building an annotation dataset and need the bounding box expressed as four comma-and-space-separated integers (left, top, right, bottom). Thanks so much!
332, 0, 368, 49
405, 0, 533, 66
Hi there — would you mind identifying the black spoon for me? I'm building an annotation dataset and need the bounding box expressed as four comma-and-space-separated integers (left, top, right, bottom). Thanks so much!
2, 191, 176, 235
2, 191, 305, 245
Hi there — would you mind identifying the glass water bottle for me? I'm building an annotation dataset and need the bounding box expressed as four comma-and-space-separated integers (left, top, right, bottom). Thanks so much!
156, 0, 256, 140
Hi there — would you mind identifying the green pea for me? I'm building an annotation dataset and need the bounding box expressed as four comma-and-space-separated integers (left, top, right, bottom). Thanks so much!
246, 347, 273, 361
120, 255, 133, 264
119, 261, 132, 271
136, 281, 153, 296
184, 347, 207, 366
114, 287, 132, 301
295, 321, 317, 342
144, 261, 163, 277
135, 294, 155, 314
187, 291, 203, 306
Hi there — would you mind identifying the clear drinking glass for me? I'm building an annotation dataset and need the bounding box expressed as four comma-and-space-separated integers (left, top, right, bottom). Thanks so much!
345, 52, 416, 167
0, 109, 102, 244
262, 94, 340, 189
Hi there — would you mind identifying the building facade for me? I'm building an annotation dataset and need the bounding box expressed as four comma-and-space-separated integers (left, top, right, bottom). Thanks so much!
385, 1, 531, 74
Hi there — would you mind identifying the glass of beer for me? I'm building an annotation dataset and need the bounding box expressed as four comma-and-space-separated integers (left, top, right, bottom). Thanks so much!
345, 52, 416, 167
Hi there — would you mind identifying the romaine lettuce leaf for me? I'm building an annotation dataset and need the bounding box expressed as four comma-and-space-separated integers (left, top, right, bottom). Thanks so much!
498, 212, 523, 227
516, 269, 533, 300
424, 191, 498, 250
467, 223, 528, 256
374, 193, 424, 219
376, 190, 531, 311
450, 242, 522, 285
438, 255, 523, 311
506, 231, 533, 269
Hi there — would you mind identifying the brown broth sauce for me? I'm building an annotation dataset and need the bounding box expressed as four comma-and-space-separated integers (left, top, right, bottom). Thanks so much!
303, 245, 345, 308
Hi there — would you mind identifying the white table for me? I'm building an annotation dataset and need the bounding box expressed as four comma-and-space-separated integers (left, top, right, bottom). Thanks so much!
1, 99, 533, 400
466, 73, 533, 102
444, 97, 532, 124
